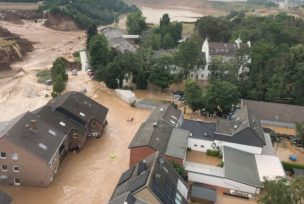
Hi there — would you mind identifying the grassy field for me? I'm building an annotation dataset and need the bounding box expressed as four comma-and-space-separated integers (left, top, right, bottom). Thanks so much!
36, 70, 51, 83
182, 23, 195, 35
0, 3, 39, 10
0, 38, 15, 47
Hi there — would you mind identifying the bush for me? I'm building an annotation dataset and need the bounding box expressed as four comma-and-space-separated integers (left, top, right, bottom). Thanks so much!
207, 149, 220, 157
282, 161, 304, 171
218, 161, 224, 167
73, 51, 80, 58
36, 70, 51, 83
171, 161, 185, 177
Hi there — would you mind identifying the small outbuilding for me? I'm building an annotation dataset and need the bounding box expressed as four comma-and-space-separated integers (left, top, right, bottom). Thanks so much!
190, 183, 217, 204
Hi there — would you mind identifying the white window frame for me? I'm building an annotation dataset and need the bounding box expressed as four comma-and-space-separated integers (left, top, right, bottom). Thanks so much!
12, 153, 18, 160
14, 178, 21, 186
1, 165, 8, 172
13, 166, 19, 173
0, 152, 6, 159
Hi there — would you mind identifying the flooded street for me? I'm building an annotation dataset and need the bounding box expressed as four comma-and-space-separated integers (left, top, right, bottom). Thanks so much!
1, 71, 151, 204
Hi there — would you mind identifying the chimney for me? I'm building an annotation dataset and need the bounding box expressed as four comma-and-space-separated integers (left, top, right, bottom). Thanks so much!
30, 120, 37, 132
153, 122, 158, 127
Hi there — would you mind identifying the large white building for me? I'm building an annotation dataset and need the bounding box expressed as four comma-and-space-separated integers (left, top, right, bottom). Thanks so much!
190, 38, 251, 80
181, 106, 285, 196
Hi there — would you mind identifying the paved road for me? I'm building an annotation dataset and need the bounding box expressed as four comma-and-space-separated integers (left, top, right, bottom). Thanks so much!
79, 50, 88, 71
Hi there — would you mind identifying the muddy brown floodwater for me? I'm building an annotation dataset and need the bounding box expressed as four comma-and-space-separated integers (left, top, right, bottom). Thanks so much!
1, 72, 151, 204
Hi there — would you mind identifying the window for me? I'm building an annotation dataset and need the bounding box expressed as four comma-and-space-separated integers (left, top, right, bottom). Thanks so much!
38, 143, 48, 150
48, 130, 57, 136
0, 152, 6, 159
194, 144, 198, 147
59, 121, 66, 127
73, 133, 78, 139
200, 145, 204, 148
79, 112, 85, 117
14, 178, 20, 185
1, 165, 8, 172
92, 122, 96, 127
201, 74, 204, 78
12, 153, 18, 160
13, 166, 19, 172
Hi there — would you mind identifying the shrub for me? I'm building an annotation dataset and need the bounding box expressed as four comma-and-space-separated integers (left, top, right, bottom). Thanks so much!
218, 161, 224, 167
282, 161, 304, 171
171, 161, 185, 177
207, 149, 220, 157
187, 147, 192, 151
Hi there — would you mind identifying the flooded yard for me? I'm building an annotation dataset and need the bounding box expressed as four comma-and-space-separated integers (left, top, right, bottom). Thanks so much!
186, 150, 222, 166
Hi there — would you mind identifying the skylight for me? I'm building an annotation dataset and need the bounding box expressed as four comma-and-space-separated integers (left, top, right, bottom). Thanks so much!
38, 143, 48, 150
48, 130, 57, 136
79, 112, 85, 117
59, 121, 66, 127
171, 115, 178, 120
170, 120, 176, 125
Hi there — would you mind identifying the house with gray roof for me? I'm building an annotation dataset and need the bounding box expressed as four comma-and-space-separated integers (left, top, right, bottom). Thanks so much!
190, 37, 251, 81
182, 106, 267, 155
242, 99, 304, 128
110, 152, 189, 204
129, 105, 189, 166
185, 146, 285, 196
0, 112, 68, 187
42, 91, 109, 150
100, 27, 137, 53
0, 191, 12, 204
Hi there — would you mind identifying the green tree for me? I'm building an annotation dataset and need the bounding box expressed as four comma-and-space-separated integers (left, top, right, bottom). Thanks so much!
52, 75, 65, 95
184, 80, 204, 112
259, 176, 304, 204
51, 58, 67, 81
126, 12, 147, 35
162, 33, 175, 49
86, 23, 97, 49
89, 34, 109, 70
149, 56, 175, 91
174, 39, 202, 78
296, 121, 304, 141
204, 81, 240, 115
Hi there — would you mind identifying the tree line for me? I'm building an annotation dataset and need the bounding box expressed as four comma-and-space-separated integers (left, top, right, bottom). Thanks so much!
87, 13, 202, 91
195, 12, 304, 106
40, 0, 138, 29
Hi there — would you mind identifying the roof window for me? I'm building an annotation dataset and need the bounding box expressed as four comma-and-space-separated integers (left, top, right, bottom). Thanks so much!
59, 121, 66, 127
170, 120, 176, 125
171, 115, 178, 120
48, 130, 57, 136
38, 143, 48, 150
79, 112, 85, 117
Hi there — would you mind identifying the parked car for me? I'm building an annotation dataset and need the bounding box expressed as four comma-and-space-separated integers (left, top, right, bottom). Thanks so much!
174, 95, 184, 101
173, 90, 184, 96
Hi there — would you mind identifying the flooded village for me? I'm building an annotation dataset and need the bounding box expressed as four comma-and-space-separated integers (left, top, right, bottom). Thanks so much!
1, 0, 304, 204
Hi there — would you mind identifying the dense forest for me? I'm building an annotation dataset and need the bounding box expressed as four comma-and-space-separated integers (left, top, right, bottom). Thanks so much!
195, 12, 304, 105
40, 0, 138, 28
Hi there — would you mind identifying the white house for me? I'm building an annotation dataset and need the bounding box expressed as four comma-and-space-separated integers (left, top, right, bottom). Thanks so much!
182, 106, 267, 155
186, 146, 285, 196
190, 38, 251, 80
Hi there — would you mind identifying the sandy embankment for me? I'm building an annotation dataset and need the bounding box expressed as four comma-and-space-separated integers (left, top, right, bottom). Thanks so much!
0, 20, 85, 121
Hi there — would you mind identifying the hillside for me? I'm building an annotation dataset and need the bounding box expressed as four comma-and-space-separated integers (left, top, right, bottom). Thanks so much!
41, 0, 138, 29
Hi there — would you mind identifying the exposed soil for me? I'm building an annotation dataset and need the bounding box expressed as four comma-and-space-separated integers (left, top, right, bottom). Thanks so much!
44, 12, 79, 31
0, 20, 85, 122
0, 26, 33, 71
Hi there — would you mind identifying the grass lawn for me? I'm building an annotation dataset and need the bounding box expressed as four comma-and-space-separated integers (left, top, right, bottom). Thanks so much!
36, 70, 51, 83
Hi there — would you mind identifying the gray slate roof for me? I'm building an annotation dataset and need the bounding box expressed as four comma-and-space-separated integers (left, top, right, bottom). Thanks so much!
224, 146, 262, 188
108, 192, 147, 204
129, 120, 189, 159
242, 99, 304, 125
190, 184, 216, 202
215, 106, 265, 147
0, 191, 12, 204
146, 104, 182, 127
48, 91, 108, 125
181, 119, 216, 141
34, 105, 86, 135
110, 152, 188, 204
0, 112, 66, 163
